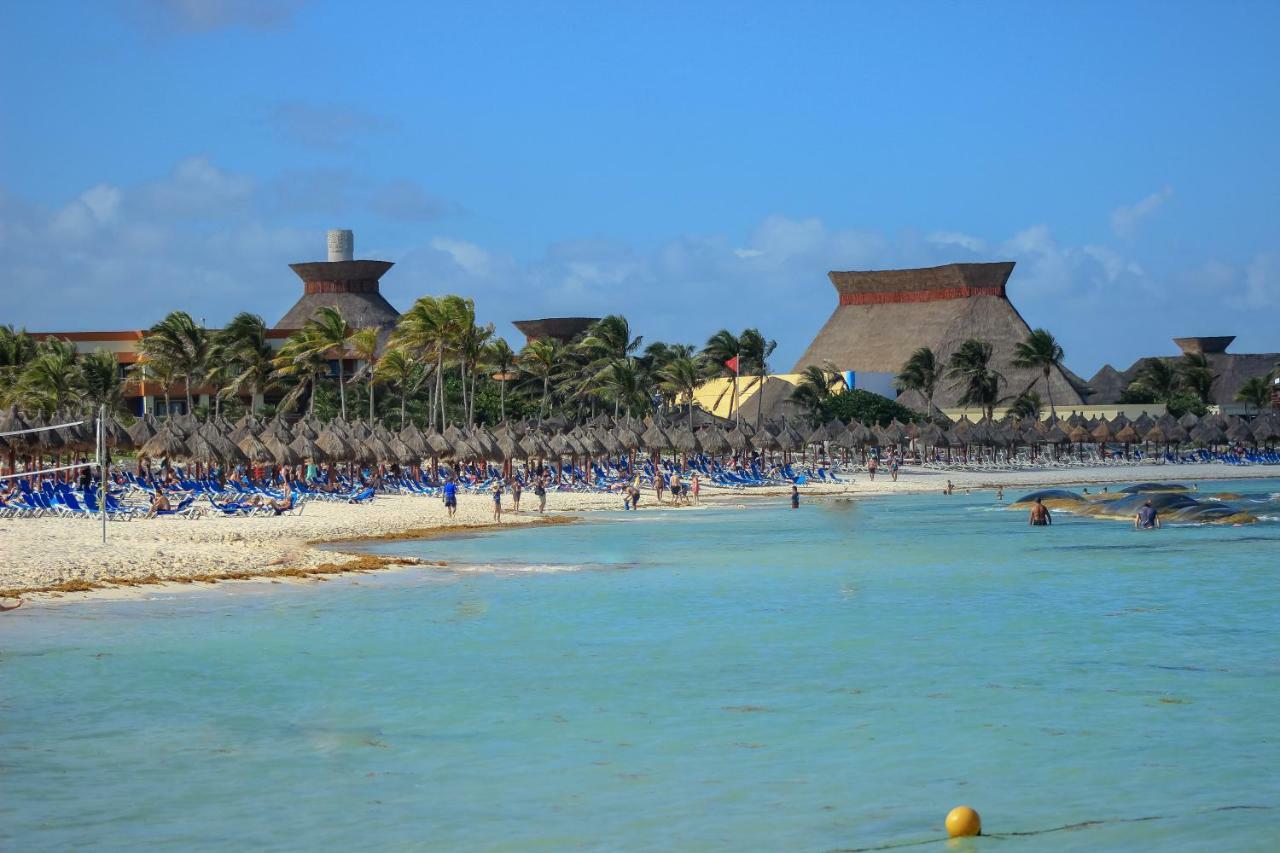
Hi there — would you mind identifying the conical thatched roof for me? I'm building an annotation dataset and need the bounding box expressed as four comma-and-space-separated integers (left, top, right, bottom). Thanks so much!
794, 262, 1088, 411
141, 427, 188, 460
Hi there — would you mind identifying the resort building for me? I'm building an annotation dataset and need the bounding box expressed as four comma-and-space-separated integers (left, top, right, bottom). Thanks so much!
512, 317, 600, 345
275, 229, 399, 330
1085, 336, 1280, 415
30, 229, 399, 416
793, 261, 1092, 415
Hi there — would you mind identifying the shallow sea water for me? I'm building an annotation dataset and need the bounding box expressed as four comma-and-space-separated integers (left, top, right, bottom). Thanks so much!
3, 480, 1279, 851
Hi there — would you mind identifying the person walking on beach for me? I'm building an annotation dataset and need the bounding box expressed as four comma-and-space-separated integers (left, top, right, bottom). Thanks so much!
790, 484, 800, 509
867, 454, 878, 481
511, 478, 522, 514
533, 474, 547, 514
655, 472, 665, 504
691, 473, 700, 505
492, 481, 503, 522
889, 453, 900, 482
1135, 500, 1161, 530
443, 477, 458, 519
1029, 497, 1052, 526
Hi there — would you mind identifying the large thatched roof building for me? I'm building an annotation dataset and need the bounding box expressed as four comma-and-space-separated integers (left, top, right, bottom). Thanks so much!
1086, 336, 1280, 412
512, 317, 600, 345
275, 230, 399, 330
793, 261, 1088, 411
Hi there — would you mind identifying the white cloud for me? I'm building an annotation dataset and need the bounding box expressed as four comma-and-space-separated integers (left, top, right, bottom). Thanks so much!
1111, 185, 1174, 238
136, 155, 254, 218
428, 237, 494, 277
927, 230, 986, 253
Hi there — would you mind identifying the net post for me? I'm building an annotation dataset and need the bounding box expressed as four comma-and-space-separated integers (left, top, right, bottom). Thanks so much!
99, 404, 107, 544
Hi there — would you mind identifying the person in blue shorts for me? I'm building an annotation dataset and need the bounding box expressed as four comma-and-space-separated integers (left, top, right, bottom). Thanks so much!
492, 481, 503, 522
442, 478, 458, 519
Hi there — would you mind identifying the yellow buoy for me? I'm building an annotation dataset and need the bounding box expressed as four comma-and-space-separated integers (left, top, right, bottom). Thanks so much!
945, 806, 981, 838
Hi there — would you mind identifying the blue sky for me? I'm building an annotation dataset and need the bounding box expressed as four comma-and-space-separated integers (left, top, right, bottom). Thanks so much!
2, 0, 1278, 375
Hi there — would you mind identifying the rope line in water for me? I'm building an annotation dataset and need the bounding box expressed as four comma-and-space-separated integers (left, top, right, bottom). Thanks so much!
832, 804, 1274, 852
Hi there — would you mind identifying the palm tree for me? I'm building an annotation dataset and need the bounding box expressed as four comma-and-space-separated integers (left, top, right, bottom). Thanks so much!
579, 315, 642, 364
346, 326, 382, 426
946, 339, 1005, 420
138, 356, 176, 416
1234, 375, 1273, 415
1012, 328, 1066, 418
1006, 390, 1042, 420
139, 311, 209, 414
590, 357, 648, 417
0, 325, 37, 401
790, 363, 845, 422
1178, 352, 1217, 404
640, 341, 695, 413
738, 328, 776, 431
391, 295, 473, 427
293, 307, 353, 419
1127, 358, 1182, 404
521, 338, 567, 423
702, 329, 744, 424
457, 315, 494, 425
80, 349, 128, 414
485, 337, 517, 420
273, 327, 331, 415
657, 354, 709, 432
895, 347, 941, 420
214, 312, 275, 414
13, 337, 81, 416
374, 346, 429, 427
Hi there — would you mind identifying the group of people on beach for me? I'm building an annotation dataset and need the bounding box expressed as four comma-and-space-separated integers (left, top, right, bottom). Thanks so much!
439, 473, 552, 522
865, 450, 903, 483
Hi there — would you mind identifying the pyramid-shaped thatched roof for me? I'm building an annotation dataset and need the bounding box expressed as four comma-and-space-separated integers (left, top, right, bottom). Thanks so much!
276, 260, 399, 330
793, 261, 1088, 411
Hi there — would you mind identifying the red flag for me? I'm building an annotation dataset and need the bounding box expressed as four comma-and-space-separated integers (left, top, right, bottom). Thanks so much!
724, 356, 740, 373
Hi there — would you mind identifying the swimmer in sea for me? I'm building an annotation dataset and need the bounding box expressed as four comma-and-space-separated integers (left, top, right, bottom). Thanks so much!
1135, 500, 1161, 530
790, 485, 800, 509
1029, 497, 1052, 526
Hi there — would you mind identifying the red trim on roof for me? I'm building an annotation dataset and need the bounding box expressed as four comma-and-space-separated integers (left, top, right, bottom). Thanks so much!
838, 285, 1005, 306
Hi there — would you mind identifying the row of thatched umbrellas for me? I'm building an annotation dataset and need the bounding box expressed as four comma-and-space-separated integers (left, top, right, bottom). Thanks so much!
3, 405, 1278, 472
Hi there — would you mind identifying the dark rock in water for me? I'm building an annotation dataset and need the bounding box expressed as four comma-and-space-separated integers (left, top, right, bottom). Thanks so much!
1010, 489, 1086, 507
1084, 492, 1256, 524
1119, 483, 1191, 493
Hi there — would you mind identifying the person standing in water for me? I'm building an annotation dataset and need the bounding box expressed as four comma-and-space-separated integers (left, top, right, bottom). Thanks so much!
790, 484, 800, 509
1135, 500, 1161, 529
1029, 497, 1052, 526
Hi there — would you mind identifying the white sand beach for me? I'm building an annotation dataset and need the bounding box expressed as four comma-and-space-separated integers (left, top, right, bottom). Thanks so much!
1, 462, 1275, 600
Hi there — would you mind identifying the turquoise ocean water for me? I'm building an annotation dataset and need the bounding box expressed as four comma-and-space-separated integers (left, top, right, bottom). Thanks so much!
3, 480, 1279, 851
